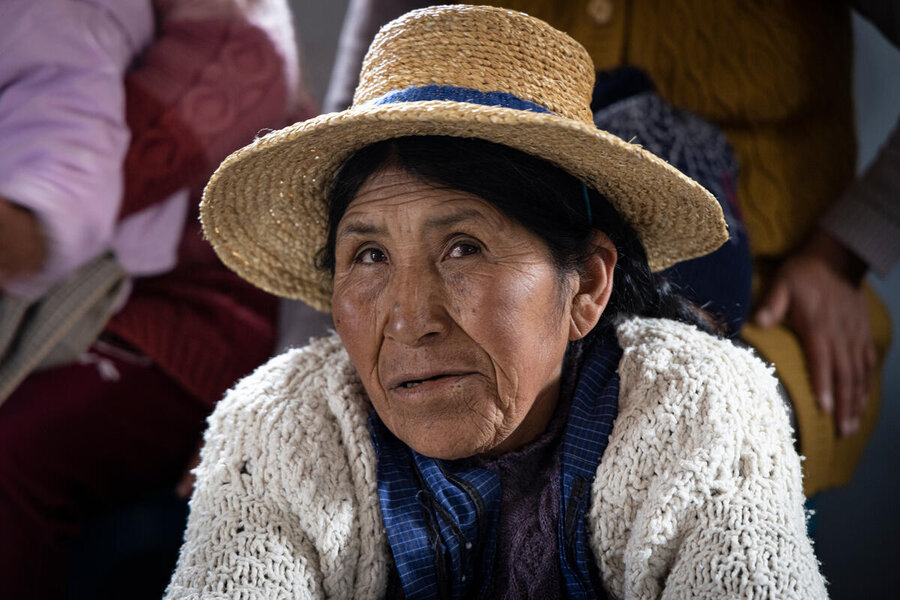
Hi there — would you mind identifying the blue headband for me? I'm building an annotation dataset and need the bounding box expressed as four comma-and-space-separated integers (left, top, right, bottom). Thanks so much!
366, 84, 554, 115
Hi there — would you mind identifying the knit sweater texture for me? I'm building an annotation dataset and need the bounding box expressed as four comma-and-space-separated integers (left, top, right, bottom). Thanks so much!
166, 317, 826, 599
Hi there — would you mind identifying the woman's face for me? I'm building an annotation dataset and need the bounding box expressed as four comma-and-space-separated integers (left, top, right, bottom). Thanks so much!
331, 166, 580, 460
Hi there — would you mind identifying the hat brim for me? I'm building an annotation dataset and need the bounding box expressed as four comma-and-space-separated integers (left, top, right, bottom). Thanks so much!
201, 100, 728, 311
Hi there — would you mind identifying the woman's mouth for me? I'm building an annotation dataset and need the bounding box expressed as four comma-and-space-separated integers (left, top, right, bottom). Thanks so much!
400, 374, 449, 388
389, 372, 473, 391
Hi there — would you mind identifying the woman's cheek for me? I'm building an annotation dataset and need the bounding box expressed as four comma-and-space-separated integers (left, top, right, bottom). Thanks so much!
333, 289, 384, 407
334, 267, 386, 309
441, 262, 494, 310
333, 275, 380, 349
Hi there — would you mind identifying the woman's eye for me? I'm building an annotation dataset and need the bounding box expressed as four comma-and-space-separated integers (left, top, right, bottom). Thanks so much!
447, 241, 481, 258
355, 247, 387, 264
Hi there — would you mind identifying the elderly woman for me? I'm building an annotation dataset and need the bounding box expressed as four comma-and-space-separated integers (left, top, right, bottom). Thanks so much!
166, 6, 826, 599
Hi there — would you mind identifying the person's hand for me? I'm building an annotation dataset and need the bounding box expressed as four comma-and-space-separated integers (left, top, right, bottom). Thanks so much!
755, 230, 874, 437
0, 195, 47, 284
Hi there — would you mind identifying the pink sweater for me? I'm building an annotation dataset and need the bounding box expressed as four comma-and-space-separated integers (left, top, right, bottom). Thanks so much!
111, 1, 317, 404
0, 0, 314, 404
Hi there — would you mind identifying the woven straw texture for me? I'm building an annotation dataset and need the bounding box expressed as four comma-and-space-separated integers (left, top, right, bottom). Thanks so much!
201, 4, 727, 310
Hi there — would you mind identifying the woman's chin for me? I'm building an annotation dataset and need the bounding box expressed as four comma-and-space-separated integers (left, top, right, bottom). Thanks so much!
376, 380, 505, 460
403, 435, 485, 461
395, 420, 497, 461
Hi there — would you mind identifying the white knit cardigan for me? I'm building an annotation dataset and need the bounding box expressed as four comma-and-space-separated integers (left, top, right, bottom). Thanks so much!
165, 317, 827, 599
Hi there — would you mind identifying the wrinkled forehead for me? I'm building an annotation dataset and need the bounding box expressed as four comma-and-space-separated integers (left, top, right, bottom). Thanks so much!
338, 165, 513, 236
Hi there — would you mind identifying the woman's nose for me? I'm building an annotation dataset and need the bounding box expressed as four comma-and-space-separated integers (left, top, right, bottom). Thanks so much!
383, 266, 450, 346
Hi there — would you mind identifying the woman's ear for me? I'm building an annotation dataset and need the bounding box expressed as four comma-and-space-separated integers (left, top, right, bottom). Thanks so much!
569, 231, 617, 341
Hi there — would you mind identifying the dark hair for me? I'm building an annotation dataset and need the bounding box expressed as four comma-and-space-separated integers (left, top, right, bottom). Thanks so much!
317, 136, 714, 344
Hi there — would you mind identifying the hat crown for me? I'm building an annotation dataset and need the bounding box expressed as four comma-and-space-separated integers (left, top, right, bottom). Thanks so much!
353, 5, 596, 124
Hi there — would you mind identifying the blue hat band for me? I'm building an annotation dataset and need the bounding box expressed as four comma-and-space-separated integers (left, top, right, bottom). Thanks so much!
365, 84, 554, 115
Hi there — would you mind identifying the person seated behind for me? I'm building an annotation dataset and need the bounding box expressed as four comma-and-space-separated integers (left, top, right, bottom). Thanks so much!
167, 6, 826, 598
0, 0, 305, 596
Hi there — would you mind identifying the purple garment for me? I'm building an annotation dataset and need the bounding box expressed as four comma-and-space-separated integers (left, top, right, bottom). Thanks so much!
0, 0, 186, 299
383, 405, 568, 600
475, 393, 570, 599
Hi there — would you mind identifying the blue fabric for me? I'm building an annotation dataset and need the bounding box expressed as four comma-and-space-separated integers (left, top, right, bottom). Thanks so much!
371, 417, 501, 600
372, 336, 621, 599
367, 84, 554, 115
558, 339, 622, 598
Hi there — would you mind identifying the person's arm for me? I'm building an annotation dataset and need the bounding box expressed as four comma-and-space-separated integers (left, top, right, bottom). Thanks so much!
825, 0, 900, 274
165, 377, 327, 599
755, 0, 900, 436
820, 119, 900, 276
165, 343, 388, 599
594, 321, 827, 599
661, 369, 828, 599
0, 0, 151, 298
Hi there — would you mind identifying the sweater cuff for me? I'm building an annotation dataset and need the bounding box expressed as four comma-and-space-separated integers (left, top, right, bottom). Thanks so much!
820, 120, 900, 277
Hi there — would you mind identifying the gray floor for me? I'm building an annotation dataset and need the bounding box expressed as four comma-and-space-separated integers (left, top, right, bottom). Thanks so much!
291, 4, 900, 597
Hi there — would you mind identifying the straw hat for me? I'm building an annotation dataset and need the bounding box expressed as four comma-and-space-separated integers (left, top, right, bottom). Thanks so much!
200, 4, 728, 311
